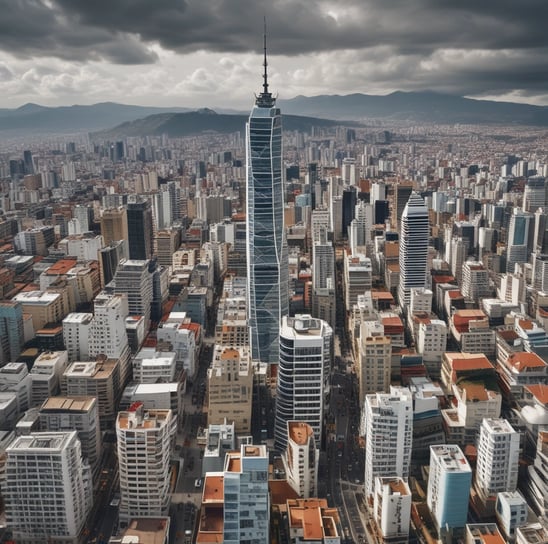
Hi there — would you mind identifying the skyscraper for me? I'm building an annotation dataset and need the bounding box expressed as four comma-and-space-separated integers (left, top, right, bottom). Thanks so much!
398, 192, 429, 309
246, 32, 288, 363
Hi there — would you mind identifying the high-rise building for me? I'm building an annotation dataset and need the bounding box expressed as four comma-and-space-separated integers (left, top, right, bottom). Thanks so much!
358, 334, 391, 400
111, 259, 153, 327
127, 197, 153, 261
373, 477, 412, 544
100, 207, 128, 246
475, 418, 519, 498
364, 386, 413, 499
461, 261, 491, 302
523, 176, 546, 213
506, 209, 534, 273
0, 301, 25, 366
5, 431, 93, 544
245, 43, 288, 364
275, 315, 332, 451
398, 192, 429, 309
427, 444, 472, 541
116, 403, 175, 523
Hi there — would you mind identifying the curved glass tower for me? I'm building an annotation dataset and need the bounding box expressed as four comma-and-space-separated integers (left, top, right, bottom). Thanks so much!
246, 35, 288, 363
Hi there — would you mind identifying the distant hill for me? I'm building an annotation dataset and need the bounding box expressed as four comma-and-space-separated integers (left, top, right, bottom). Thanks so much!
0, 102, 192, 133
93, 109, 352, 139
278, 91, 548, 125
2, 92, 548, 135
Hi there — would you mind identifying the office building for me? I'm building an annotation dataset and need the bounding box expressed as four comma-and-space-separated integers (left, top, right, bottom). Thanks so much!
127, 197, 153, 261
495, 491, 528, 541
0, 302, 25, 365
344, 251, 372, 311
427, 445, 472, 541
116, 404, 175, 523
275, 315, 332, 450
461, 261, 491, 303
132, 347, 177, 384
398, 192, 429, 309
285, 498, 341, 543
5, 431, 93, 544
364, 387, 413, 499
506, 209, 534, 273
245, 48, 288, 364
98, 239, 128, 287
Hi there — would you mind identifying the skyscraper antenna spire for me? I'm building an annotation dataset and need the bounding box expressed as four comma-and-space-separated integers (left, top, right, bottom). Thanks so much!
263, 16, 269, 96
255, 16, 274, 107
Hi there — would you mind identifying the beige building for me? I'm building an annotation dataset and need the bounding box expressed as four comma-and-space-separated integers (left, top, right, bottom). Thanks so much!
100, 206, 128, 245
207, 346, 253, 434
215, 297, 248, 347
358, 334, 391, 403
12, 290, 66, 331
155, 229, 181, 267
63, 356, 122, 427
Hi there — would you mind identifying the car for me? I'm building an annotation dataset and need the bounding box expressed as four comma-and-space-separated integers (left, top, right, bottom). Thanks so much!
194, 478, 202, 488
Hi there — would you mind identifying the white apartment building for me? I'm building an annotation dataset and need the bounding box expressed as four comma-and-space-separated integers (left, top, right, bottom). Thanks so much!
417, 318, 447, 377
409, 287, 433, 315
29, 350, 69, 407
364, 387, 413, 499
495, 491, 528, 541
116, 404, 175, 523
373, 477, 412, 544
275, 315, 333, 451
461, 261, 491, 302
62, 312, 93, 362
132, 348, 177, 383
282, 421, 319, 498
476, 418, 520, 498
5, 431, 93, 544
156, 311, 197, 376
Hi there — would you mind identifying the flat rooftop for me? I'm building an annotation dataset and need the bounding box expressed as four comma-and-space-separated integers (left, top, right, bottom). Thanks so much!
40, 396, 96, 413
122, 518, 170, 544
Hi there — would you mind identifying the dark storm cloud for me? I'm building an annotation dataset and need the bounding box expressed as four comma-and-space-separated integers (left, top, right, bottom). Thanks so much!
1, 0, 548, 97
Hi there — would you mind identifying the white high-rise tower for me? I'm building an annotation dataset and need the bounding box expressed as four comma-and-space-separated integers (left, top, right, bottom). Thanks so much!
398, 192, 429, 309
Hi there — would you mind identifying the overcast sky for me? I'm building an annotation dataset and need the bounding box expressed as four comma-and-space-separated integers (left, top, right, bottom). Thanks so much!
1, 0, 548, 109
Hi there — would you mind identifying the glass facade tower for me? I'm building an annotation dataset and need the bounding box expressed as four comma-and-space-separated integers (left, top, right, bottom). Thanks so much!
246, 40, 288, 363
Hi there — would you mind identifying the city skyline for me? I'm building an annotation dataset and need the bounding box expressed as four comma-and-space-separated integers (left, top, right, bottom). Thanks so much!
1, 1, 548, 109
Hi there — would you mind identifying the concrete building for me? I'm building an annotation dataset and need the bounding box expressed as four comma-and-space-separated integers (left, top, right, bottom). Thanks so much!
344, 251, 372, 311
29, 350, 69, 407
156, 312, 197, 377
364, 387, 413, 499
58, 233, 103, 262
282, 421, 319, 499
373, 477, 412, 544
116, 404, 175, 523
100, 206, 128, 246
207, 346, 253, 434
39, 396, 102, 475
12, 290, 66, 331
275, 315, 333, 450
109, 518, 170, 544
427, 444, 472, 542
285, 498, 341, 543
476, 418, 520, 500
416, 318, 447, 378
358, 334, 391, 402
201, 421, 236, 475
461, 261, 491, 303
132, 348, 177, 384
495, 491, 528, 542
5, 431, 93, 544
62, 312, 93, 362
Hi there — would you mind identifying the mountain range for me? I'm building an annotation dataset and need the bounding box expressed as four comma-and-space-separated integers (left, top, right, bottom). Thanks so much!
1, 92, 548, 136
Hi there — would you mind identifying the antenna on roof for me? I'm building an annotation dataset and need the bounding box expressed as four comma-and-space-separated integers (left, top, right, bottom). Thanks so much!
263, 16, 269, 96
